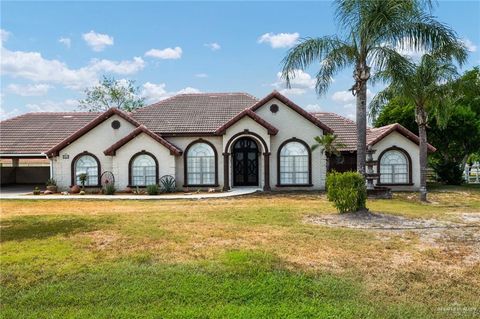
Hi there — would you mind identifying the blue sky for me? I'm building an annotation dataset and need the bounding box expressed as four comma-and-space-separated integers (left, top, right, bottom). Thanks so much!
1, 1, 479, 120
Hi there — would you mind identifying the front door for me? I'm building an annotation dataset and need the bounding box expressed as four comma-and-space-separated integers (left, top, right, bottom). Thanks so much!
233, 137, 259, 186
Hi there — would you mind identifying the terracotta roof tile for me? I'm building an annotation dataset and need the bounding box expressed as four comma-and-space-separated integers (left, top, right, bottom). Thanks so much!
132, 93, 258, 134
311, 112, 436, 152
0, 112, 100, 155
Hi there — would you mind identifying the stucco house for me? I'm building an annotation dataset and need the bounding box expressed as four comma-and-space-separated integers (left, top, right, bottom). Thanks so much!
0, 91, 434, 191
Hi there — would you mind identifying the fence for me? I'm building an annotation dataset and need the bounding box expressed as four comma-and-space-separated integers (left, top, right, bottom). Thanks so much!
464, 162, 480, 184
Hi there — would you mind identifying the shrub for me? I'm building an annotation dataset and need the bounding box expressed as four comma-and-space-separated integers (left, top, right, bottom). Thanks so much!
45, 178, 56, 186
33, 187, 41, 195
159, 175, 176, 193
146, 184, 159, 195
432, 160, 464, 185
104, 184, 116, 195
326, 171, 367, 213
79, 190, 85, 195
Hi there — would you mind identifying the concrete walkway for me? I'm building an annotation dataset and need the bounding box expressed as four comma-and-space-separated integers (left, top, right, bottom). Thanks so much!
0, 187, 262, 200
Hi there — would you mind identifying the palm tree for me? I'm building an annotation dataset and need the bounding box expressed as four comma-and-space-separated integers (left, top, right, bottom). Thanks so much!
370, 47, 466, 201
281, 0, 464, 176
312, 134, 346, 172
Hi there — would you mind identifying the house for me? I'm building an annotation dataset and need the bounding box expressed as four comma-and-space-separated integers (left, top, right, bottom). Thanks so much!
0, 91, 434, 191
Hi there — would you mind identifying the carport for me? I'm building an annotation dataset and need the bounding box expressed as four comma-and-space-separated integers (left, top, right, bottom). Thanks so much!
0, 111, 100, 189
0, 154, 51, 188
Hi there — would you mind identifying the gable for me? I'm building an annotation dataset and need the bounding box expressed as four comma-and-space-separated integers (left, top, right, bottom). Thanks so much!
55, 114, 137, 157
104, 125, 182, 156
46, 108, 140, 157
249, 91, 332, 133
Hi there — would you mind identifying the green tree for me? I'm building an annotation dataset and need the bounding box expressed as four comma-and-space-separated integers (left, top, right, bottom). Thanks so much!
78, 76, 145, 112
311, 134, 346, 172
281, 0, 463, 175
371, 48, 468, 199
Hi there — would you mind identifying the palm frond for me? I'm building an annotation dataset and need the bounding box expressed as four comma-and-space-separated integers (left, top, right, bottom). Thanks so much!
281, 36, 352, 94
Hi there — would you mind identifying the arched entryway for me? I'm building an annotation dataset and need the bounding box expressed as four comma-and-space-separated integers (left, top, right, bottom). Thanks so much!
223, 130, 271, 191
232, 137, 259, 186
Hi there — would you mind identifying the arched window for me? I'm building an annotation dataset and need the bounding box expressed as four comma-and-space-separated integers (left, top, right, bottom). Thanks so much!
186, 142, 216, 185
379, 149, 409, 184
73, 153, 99, 186
279, 140, 311, 185
130, 153, 157, 186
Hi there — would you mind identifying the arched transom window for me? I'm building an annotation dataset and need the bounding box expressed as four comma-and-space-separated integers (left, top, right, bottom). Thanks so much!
187, 142, 215, 185
279, 141, 309, 185
74, 154, 99, 186
380, 150, 408, 184
131, 154, 157, 186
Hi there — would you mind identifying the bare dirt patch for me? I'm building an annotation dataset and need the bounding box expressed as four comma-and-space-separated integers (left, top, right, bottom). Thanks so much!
305, 211, 477, 230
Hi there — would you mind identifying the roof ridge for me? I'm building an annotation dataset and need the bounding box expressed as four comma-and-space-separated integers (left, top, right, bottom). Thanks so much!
0, 111, 101, 123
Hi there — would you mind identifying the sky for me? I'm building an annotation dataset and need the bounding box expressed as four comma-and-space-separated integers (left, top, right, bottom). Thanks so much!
1, 1, 479, 121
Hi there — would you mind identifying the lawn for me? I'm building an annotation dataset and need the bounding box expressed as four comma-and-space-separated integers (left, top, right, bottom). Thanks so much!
1, 186, 479, 318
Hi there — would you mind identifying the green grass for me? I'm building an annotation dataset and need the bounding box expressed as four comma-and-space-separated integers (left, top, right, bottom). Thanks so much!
1, 185, 479, 318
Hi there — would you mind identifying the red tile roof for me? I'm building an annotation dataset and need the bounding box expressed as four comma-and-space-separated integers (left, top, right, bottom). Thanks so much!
0, 112, 100, 155
215, 109, 278, 135
104, 125, 182, 156
132, 93, 258, 134
46, 108, 141, 157
312, 112, 436, 152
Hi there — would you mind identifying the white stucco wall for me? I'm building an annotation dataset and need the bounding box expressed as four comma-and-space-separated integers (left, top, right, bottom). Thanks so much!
372, 131, 421, 191
255, 98, 327, 190
111, 133, 177, 190
165, 136, 223, 189
51, 115, 136, 190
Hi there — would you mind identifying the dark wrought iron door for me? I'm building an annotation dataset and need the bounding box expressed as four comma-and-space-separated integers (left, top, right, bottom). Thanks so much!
233, 137, 259, 186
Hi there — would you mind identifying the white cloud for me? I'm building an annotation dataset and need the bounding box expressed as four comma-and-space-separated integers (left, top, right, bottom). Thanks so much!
462, 38, 477, 52
258, 32, 299, 49
141, 82, 201, 103
272, 69, 315, 96
82, 30, 114, 52
331, 89, 373, 104
88, 57, 145, 75
58, 37, 71, 48
145, 47, 182, 59
1, 29, 11, 44
304, 104, 323, 112
195, 73, 208, 78
0, 106, 20, 120
279, 88, 307, 96
204, 42, 221, 51
6, 83, 52, 96
331, 90, 355, 103
1, 43, 145, 89
26, 99, 79, 112
1, 47, 97, 89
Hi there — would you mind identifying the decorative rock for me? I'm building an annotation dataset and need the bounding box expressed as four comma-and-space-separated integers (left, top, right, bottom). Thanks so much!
124, 187, 133, 194
43, 190, 53, 195
61, 191, 69, 195
70, 185, 81, 194
208, 188, 216, 193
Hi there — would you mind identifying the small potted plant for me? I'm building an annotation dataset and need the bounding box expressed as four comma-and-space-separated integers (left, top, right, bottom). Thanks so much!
78, 173, 88, 191
45, 178, 57, 193
33, 187, 41, 195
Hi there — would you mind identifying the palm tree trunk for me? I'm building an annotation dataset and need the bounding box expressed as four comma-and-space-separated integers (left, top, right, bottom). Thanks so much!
356, 80, 367, 176
416, 106, 428, 202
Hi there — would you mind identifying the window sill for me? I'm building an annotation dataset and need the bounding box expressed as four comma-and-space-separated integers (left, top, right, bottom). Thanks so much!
276, 184, 313, 187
